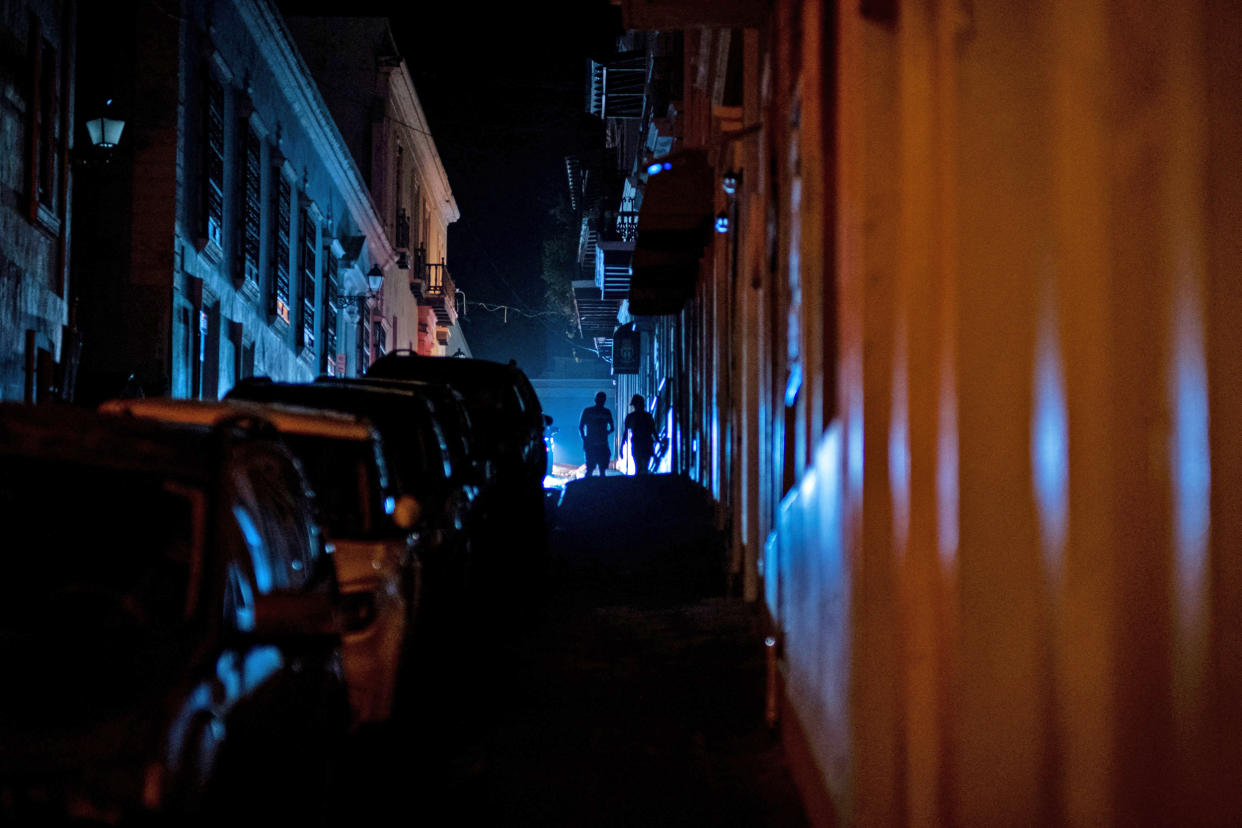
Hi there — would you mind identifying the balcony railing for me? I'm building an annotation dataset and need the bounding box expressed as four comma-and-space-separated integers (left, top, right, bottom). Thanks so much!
409, 244, 457, 326
613, 210, 639, 243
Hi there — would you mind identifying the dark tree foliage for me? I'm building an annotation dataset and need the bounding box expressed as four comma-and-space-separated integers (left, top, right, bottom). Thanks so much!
541, 191, 578, 330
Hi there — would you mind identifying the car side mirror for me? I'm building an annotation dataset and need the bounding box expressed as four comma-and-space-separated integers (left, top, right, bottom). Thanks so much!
392, 494, 421, 530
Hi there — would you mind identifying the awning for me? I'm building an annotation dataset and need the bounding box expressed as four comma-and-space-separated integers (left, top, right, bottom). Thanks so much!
628, 149, 714, 315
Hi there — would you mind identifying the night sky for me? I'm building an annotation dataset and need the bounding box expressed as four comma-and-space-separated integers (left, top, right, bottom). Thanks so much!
276, 1, 622, 375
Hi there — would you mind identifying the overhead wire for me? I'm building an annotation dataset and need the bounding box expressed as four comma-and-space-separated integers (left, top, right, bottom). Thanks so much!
453, 217, 611, 359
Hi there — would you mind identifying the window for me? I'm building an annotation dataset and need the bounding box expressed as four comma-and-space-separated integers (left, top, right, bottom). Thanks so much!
241, 340, 255, 380
270, 171, 291, 326
373, 318, 387, 360
201, 303, 221, 400
298, 204, 317, 352
396, 207, 410, 250
394, 144, 404, 241
37, 39, 57, 210
174, 303, 193, 398
411, 184, 421, 251
357, 310, 371, 372
237, 123, 261, 291
321, 249, 339, 375
202, 74, 225, 253
24, 14, 61, 225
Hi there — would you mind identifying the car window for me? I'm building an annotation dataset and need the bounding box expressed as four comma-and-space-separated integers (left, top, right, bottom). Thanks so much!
0, 459, 201, 629
280, 433, 386, 538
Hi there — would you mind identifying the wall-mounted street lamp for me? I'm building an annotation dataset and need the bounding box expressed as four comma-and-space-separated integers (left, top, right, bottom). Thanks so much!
85, 99, 125, 149
341, 264, 385, 322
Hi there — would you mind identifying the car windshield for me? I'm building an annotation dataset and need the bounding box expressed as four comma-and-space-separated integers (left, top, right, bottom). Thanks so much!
0, 458, 201, 632
280, 433, 388, 538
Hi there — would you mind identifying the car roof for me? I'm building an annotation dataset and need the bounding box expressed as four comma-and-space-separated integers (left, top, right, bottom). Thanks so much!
227, 378, 435, 414
0, 403, 220, 484
365, 352, 544, 421
367, 350, 526, 381
99, 397, 377, 442
366, 352, 539, 397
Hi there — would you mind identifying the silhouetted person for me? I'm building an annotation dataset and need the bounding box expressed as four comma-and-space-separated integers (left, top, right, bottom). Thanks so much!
624, 394, 658, 475
579, 391, 614, 477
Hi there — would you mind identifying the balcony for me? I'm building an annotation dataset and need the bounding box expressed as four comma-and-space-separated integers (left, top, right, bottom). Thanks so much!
409, 244, 457, 326
574, 279, 621, 338
596, 240, 634, 299
587, 53, 647, 120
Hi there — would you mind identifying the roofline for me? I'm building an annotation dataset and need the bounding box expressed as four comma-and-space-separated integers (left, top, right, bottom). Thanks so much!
385, 58, 460, 226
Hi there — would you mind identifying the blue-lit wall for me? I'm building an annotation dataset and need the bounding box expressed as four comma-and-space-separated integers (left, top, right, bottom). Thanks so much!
0, 0, 73, 401
70, 0, 384, 404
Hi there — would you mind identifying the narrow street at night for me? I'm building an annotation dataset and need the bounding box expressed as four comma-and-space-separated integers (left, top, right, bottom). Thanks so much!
333, 474, 809, 827
6, 0, 1242, 822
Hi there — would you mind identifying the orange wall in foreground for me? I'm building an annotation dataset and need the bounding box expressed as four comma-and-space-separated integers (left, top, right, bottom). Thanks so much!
679, 0, 1242, 823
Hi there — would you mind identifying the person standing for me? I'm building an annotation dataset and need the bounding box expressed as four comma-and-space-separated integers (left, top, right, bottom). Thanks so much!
579, 391, 614, 477
623, 394, 658, 475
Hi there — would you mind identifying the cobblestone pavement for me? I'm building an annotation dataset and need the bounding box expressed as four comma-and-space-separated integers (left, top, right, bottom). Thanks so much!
337, 474, 809, 828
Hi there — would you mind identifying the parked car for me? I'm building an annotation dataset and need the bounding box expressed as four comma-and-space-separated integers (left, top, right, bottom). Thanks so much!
322, 376, 487, 517
100, 397, 421, 727
225, 378, 477, 633
0, 403, 349, 825
364, 351, 550, 557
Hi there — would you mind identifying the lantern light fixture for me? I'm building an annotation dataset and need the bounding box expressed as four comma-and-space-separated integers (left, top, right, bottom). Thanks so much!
340, 264, 386, 322
366, 264, 384, 293
85, 99, 125, 149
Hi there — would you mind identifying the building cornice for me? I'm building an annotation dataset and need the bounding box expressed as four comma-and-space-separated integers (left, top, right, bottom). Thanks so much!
236, 0, 395, 267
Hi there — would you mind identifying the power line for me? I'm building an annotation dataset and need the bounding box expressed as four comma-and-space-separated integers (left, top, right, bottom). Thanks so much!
466, 301, 563, 321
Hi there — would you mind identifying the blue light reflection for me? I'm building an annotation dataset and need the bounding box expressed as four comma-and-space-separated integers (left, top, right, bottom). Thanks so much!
1032, 323, 1068, 558
1173, 300, 1210, 601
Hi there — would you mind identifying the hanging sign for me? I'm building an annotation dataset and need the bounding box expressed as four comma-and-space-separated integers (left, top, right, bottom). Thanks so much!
613, 327, 640, 374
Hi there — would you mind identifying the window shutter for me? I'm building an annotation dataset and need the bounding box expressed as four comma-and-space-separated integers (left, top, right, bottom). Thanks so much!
270, 172, 291, 325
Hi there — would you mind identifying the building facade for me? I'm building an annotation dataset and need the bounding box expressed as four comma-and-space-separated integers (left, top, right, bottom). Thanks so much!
0, 0, 75, 402
608, 1, 1242, 825
284, 16, 467, 362
572, 31, 686, 473
70, 0, 396, 404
